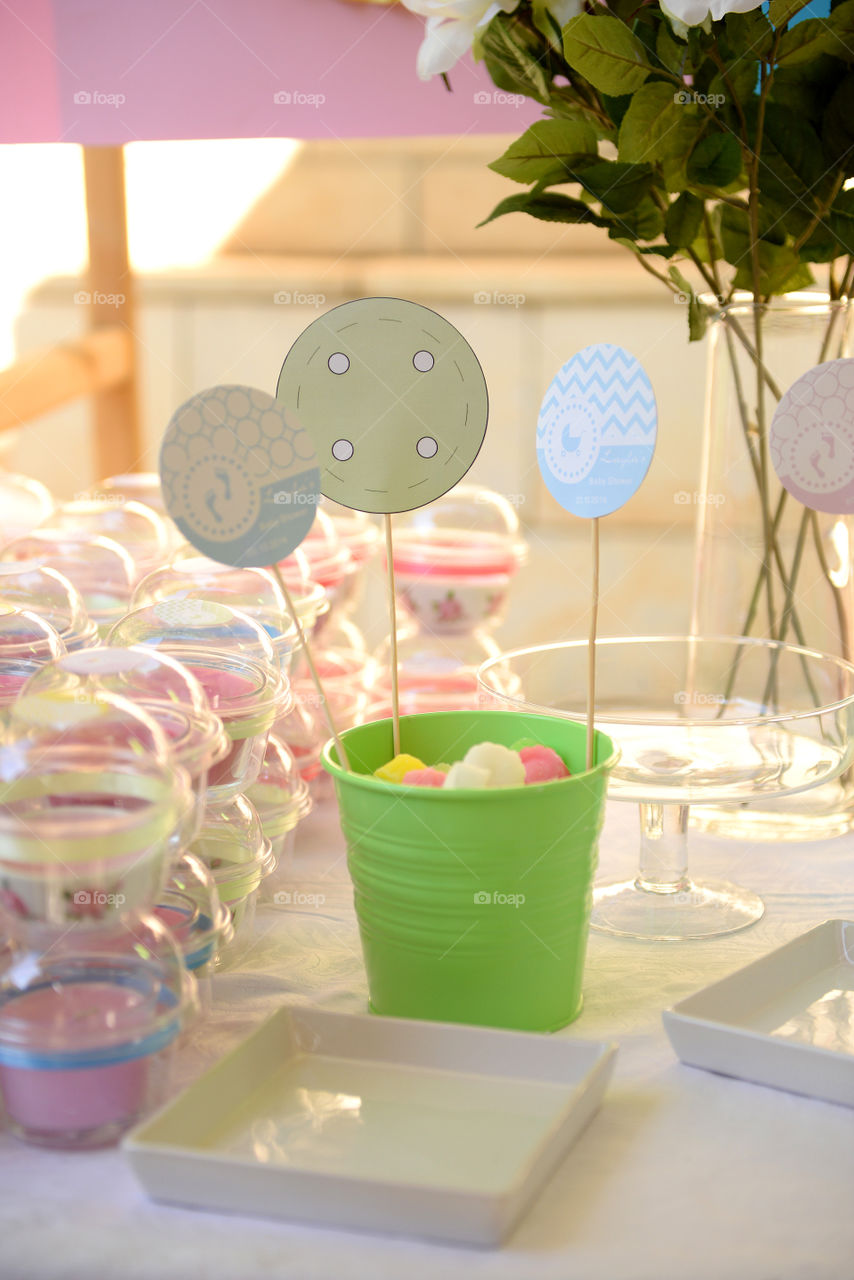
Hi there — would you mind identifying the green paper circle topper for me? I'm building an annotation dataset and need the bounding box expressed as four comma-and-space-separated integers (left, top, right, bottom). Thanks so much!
276, 298, 489, 514
159, 385, 321, 568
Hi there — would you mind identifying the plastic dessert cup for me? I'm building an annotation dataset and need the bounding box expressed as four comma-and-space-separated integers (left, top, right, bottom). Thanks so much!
0, 922, 194, 1148
0, 562, 98, 652
247, 737, 313, 894
322, 709, 617, 1032
153, 853, 232, 1015
189, 795, 273, 961
107, 603, 292, 800
0, 749, 191, 928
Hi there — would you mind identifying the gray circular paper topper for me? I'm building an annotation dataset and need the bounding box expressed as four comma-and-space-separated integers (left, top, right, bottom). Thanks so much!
276, 298, 488, 515
770, 359, 854, 514
159, 385, 321, 567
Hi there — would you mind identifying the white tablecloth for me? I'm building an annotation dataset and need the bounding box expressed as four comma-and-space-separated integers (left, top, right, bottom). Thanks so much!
2, 798, 853, 1280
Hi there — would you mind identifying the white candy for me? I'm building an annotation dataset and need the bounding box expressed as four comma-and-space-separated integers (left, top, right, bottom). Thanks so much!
463, 741, 525, 789
444, 760, 491, 790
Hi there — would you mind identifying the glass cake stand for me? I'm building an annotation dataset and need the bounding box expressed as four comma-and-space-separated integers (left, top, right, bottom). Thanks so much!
478, 636, 854, 940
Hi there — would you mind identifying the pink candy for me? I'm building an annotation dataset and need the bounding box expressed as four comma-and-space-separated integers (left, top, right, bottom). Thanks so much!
519, 745, 571, 785
402, 767, 447, 788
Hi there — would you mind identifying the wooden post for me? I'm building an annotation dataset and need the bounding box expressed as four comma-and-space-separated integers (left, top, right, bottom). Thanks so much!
82, 145, 142, 479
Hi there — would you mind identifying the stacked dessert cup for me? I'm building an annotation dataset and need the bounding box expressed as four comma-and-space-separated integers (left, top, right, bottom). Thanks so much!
367, 484, 528, 720
0, 688, 200, 1148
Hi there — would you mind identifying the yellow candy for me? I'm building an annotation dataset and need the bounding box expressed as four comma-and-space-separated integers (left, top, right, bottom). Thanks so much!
374, 753, 427, 784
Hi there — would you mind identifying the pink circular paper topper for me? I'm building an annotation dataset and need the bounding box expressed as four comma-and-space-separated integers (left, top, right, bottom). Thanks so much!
770, 359, 854, 514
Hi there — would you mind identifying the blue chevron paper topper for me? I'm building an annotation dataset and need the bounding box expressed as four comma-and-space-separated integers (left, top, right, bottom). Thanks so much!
537, 344, 657, 518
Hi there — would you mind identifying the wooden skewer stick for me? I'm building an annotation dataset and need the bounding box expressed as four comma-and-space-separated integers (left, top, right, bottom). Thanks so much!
270, 561, 350, 772
384, 514, 401, 757
587, 516, 600, 772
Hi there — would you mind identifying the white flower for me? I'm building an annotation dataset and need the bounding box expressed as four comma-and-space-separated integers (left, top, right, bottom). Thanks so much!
662, 0, 763, 34
401, 2, 521, 79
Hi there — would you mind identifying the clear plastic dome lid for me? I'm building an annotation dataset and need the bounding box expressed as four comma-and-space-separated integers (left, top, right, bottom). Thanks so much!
0, 613, 66, 718
132, 558, 299, 669
5, 687, 174, 764
0, 910, 195, 1066
92, 474, 184, 553
0, 472, 54, 543
23, 644, 212, 715
368, 630, 511, 705
153, 851, 232, 971
191, 794, 272, 904
0, 562, 98, 652
50, 498, 170, 582
289, 508, 355, 588
0, 605, 65, 665
94, 472, 166, 516
247, 734, 312, 835
1, 529, 135, 627
0, 723, 189, 890
107, 603, 291, 734
393, 483, 527, 577
318, 497, 380, 567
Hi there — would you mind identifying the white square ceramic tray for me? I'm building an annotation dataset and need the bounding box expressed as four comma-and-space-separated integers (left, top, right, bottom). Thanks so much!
125, 1005, 617, 1246
663, 919, 854, 1107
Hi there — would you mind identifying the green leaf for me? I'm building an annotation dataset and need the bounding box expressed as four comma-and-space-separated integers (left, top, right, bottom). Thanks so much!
531, 2, 564, 46
823, 74, 854, 175
828, 189, 854, 254
708, 60, 758, 109
610, 195, 665, 240
656, 23, 686, 75
618, 80, 701, 164
601, 92, 633, 129
481, 13, 551, 104
667, 266, 708, 341
569, 159, 655, 214
477, 191, 613, 229
611, 238, 678, 257
769, 0, 810, 26
665, 191, 705, 248
759, 101, 827, 194
687, 133, 743, 187
772, 54, 844, 122
725, 10, 775, 58
733, 252, 814, 294
775, 18, 833, 66
562, 14, 652, 96
825, 0, 854, 57
489, 119, 598, 184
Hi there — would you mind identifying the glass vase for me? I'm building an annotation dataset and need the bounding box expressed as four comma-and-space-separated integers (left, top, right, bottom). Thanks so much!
690, 292, 854, 839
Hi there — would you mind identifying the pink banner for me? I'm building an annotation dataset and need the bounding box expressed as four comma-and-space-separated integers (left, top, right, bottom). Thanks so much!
0, 0, 539, 142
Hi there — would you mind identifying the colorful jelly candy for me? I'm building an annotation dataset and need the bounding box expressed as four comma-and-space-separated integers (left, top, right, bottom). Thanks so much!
444, 760, 491, 789
402, 767, 447, 787
519, 745, 571, 784
374, 753, 426, 783
463, 741, 525, 788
